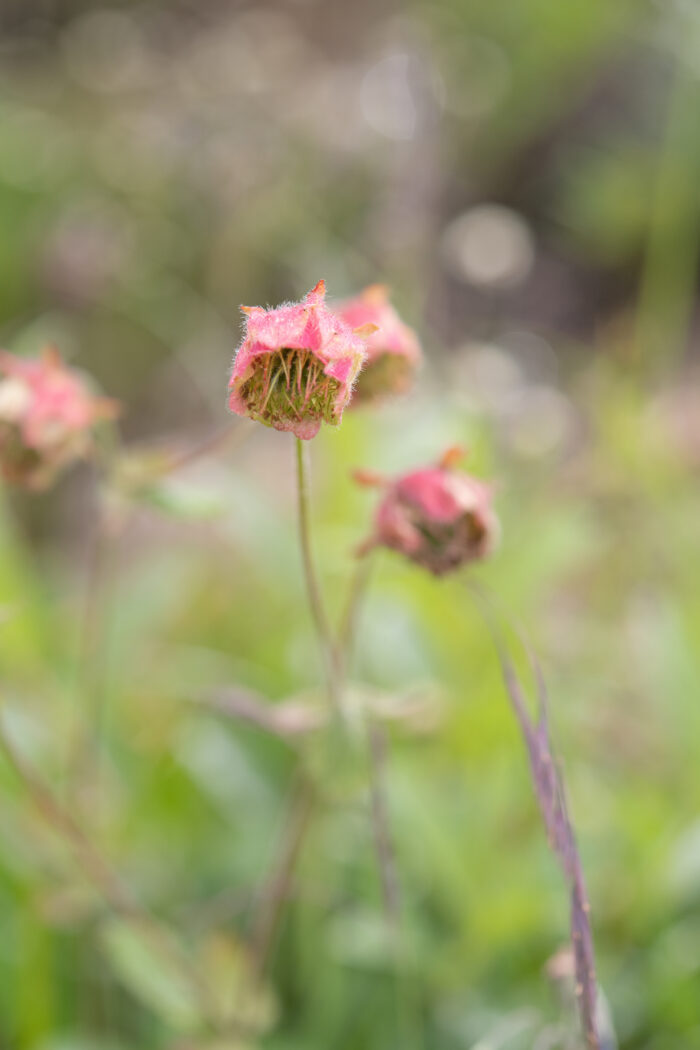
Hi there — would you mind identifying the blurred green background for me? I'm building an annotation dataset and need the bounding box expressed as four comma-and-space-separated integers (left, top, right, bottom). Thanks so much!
1, 0, 700, 1048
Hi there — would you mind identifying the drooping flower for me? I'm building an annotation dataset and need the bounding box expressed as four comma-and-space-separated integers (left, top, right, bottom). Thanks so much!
355, 447, 498, 575
335, 284, 421, 404
228, 281, 368, 440
0, 346, 118, 489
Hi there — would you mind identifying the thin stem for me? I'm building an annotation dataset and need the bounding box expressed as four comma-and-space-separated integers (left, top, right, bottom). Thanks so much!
366, 719, 400, 925
71, 422, 251, 791
250, 773, 315, 975
70, 487, 117, 796
294, 437, 342, 713
338, 552, 401, 927
338, 553, 374, 677
635, 42, 700, 373
161, 420, 251, 475
249, 439, 343, 980
0, 718, 219, 1033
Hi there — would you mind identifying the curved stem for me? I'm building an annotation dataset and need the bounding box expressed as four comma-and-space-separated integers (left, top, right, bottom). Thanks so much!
338, 552, 374, 678
294, 437, 342, 713
250, 772, 315, 975
366, 719, 400, 924
251, 439, 342, 977
0, 718, 219, 1033
71, 487, 116, 791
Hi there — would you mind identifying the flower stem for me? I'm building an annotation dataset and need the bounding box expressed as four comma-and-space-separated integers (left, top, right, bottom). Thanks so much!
0, 715, 219, 1033
250, 772, 315, 975
338, 552, 374, 677
294, 437, 342, 714
366, 719, 400, 924
251, 439, 343, 976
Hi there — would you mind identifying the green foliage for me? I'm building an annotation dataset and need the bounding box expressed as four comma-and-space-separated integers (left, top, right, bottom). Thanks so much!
1, 1, 699, 1048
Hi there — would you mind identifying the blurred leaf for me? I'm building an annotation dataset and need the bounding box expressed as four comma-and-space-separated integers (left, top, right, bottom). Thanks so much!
36, 1040, 127, 1050
135, 476, 228, 519
326, 905, 399, 970
100, 918, 202, 1031
197, 932, 277, 1035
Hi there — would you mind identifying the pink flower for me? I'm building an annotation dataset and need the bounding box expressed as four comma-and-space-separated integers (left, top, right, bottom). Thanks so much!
228, 280, 368, 440
336, 285, 421, 404
356, 447, 499, 575
0, 346, 118, 489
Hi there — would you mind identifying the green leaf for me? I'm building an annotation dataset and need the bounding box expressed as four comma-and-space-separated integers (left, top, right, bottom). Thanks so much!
100, 918, 203, 1031
137, 476, 227, 519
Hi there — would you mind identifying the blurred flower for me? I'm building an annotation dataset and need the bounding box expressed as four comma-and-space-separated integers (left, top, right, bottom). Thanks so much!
0, 346, 118, 489
60, 9, 153, 94
360, 53, 418, 141
40, 200, 133, 307
356, 447, 498, 575
228, 280, 367, 440
441, 204, 534, 289
336, 284, 421, 404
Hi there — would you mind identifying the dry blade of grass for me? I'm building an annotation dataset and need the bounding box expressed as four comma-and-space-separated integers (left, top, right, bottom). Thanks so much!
470, 586, 601, 1050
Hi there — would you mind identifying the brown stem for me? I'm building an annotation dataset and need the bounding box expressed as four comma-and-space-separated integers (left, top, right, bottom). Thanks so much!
337, 550, 400, 927
162, 421, 250, 475
366, 720, 400, 925
70, 487, 119, 796
337, 553, 374, 676
0, 719, 218, 1032
250, 774, 316, 975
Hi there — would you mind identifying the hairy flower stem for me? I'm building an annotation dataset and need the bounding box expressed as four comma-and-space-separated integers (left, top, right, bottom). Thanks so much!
249, 439, 344, 973
294, 437, 343, 715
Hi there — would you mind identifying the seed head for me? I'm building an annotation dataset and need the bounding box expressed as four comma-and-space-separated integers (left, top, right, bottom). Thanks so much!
228, 281, 368, 440
356, 447, 499, 575
0, 346, 119, 489
336, 285, 421, 404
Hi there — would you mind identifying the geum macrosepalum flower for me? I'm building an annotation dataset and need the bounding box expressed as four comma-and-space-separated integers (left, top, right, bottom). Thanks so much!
228, 280, 369, 440
0, 345, 118, 489
335, 284, 421, 404
356, 447, 498, 576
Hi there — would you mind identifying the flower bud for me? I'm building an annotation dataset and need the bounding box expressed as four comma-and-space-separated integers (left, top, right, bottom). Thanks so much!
357, 448, 498, 575
0, 346, 118, 489
228, 281, 367, 440
336, 285, 421, 404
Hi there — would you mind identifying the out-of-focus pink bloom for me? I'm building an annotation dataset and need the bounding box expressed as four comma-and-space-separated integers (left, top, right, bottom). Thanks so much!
336, 285, 421, 404
0, 346, 118, 489
228, 280, 368, 440
356, 447, 498, 575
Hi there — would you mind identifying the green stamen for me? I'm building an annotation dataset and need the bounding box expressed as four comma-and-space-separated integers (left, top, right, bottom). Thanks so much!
239, 349, 342, 430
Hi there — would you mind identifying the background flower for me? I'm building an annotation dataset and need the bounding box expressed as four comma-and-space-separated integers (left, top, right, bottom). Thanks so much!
336, 285, 421, 404
0, 346, 118, 488
357, 448, 498, 575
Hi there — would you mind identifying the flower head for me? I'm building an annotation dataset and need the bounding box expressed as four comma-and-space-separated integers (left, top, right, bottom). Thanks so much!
356, 447, 498, 575
228, 281, 368, 440
0, 346, 118, 489
336, 285, 421, 404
